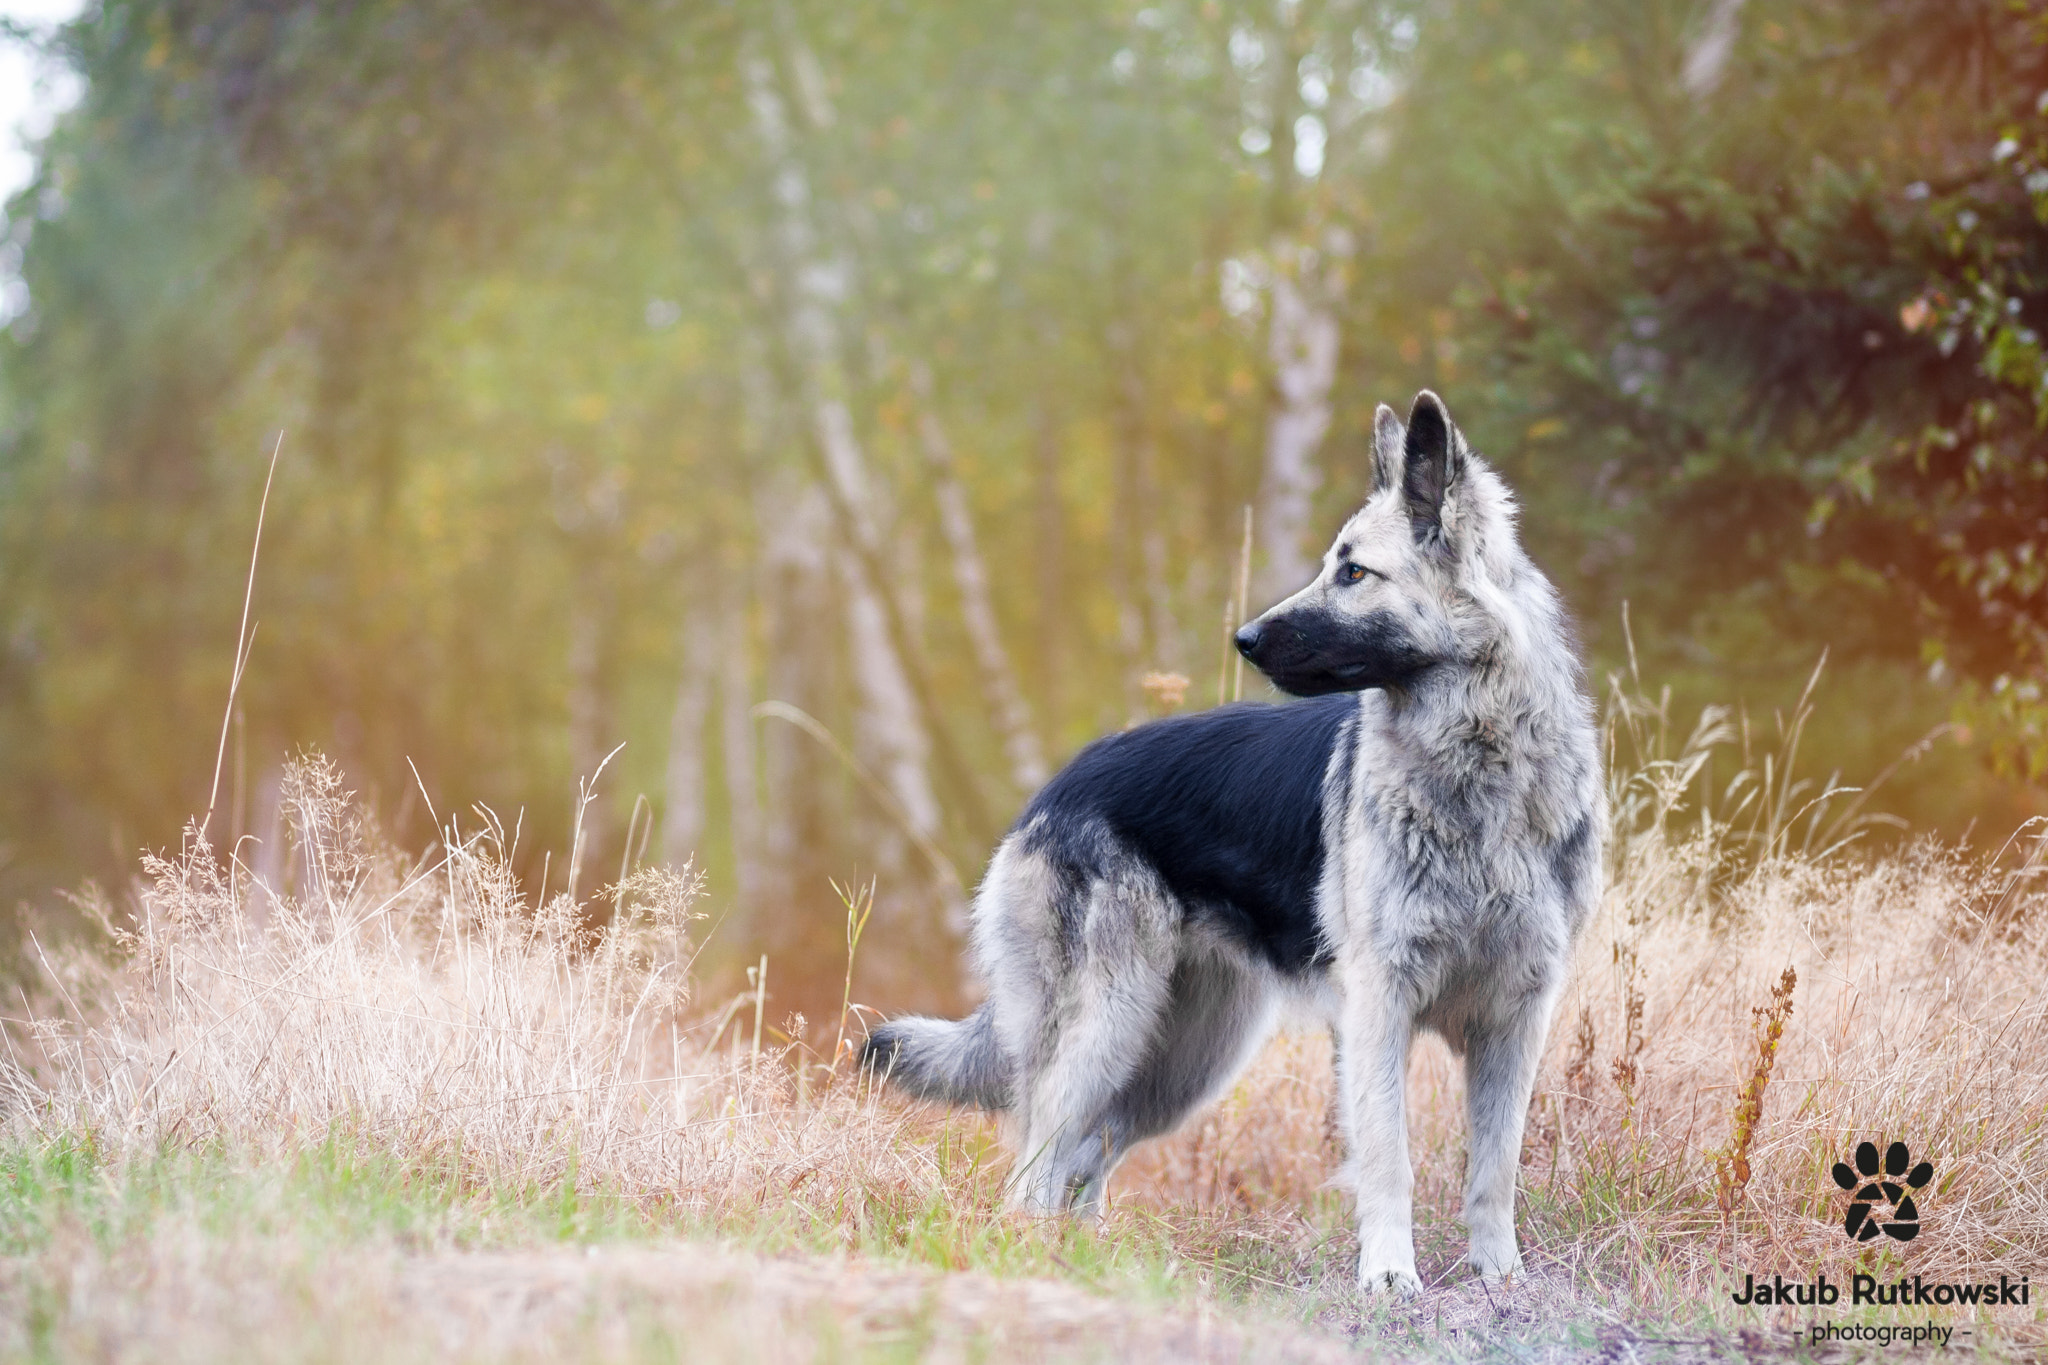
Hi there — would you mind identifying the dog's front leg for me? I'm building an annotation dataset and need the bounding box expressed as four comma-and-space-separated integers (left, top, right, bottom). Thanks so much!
1461, 986, 1558, 1282
1337, 963, 1420, 1297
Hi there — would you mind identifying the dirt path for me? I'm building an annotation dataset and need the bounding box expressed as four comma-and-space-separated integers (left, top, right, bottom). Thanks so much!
11, 1235, 1987, 1362
393, 1243, 1362, 1363
4, 1237, 1361, 1363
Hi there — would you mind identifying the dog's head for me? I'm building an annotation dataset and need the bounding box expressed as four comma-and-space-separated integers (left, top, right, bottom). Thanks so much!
1236, 390, 1510, 697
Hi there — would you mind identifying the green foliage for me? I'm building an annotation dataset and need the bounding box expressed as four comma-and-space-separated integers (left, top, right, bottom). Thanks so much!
1366, 0, 2048, 776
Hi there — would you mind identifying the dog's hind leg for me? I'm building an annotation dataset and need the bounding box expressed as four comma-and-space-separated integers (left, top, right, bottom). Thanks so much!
1004, 871, 1180, 1217
1012, 939, 1273, 1217
1461, 982, 1561, 1281
1103, 940, 1276, 1151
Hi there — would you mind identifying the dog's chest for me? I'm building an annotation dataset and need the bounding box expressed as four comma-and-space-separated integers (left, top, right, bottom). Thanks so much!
1332, 719, 1576, 940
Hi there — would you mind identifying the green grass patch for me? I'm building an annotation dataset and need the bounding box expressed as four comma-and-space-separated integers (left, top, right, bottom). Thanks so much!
0, 1132, 1349, 1317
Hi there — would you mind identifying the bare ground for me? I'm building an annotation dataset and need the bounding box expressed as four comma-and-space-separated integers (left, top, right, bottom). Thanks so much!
12, 1232, 1981, 1365
3, 1236, 1358, 1364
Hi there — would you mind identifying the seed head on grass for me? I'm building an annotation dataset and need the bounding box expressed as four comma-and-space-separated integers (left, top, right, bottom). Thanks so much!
1714, 965, 1796, 1216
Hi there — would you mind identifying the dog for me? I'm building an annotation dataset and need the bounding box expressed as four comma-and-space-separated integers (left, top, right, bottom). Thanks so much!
863, 390, 1603, 1296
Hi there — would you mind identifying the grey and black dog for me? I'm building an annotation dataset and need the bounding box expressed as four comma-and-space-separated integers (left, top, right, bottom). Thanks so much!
863, 390, 1603, 1295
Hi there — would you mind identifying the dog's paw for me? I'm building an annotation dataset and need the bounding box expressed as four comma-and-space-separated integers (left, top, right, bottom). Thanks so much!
1466, 1241, 1523, 1285
1358, 1261, 1424, 1299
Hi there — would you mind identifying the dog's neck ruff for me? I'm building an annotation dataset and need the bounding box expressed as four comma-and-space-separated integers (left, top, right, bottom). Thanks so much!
1367, 557, 1580, 783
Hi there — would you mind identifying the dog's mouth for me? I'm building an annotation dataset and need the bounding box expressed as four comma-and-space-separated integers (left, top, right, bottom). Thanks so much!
1277, 660, 1373, 695
1264, 659, 1422, 698
1241, 609, 1438, 697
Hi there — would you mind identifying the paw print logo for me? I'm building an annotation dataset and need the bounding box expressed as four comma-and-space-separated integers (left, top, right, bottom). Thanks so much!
1831, 1141, 1933, 1242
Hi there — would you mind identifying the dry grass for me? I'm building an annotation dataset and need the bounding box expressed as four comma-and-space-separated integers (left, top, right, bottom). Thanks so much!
7, 755, 973, 1235
5, 682, 2048, 1359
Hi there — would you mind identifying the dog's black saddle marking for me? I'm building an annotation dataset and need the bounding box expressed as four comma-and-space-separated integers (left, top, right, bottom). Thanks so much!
1019, 696, 1355, 974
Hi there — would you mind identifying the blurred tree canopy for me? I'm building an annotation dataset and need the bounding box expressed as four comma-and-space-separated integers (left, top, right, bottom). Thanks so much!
2, 0, 2044, 1017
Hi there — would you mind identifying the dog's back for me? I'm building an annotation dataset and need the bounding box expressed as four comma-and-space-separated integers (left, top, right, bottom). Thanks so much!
1013, 696, 1355, 973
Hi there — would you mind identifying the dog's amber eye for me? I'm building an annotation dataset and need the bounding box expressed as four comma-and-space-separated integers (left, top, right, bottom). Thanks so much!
1340, 563, 1368, 584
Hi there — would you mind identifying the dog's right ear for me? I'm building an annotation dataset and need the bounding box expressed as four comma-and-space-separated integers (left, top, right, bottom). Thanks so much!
1401, 390, 1464, 544
1371, 404, 1405, 496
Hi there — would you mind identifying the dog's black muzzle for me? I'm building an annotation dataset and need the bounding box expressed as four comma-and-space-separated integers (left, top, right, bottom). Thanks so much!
1236, 608, 1436, 697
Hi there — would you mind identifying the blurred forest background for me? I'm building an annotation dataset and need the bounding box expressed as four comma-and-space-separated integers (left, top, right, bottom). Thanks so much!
2, 0, 2046, 1023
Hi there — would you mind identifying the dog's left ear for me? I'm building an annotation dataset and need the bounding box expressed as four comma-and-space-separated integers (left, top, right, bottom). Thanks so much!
1401, 390, 1465, 543
1370, 404, 1405, 496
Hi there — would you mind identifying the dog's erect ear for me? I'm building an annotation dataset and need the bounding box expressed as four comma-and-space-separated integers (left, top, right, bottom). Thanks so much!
1371, 404, 1405, 495
1401, 390, 1464, 542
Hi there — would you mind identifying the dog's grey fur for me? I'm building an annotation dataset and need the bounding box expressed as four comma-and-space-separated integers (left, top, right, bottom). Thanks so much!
864, 391, 1603, 1295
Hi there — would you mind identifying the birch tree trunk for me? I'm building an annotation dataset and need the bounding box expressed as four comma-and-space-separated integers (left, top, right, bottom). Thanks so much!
720, 612, 763, 906
1031, 398, 1065, 726
757, 477, 836, 920
1254, 240, 1342, 608
1682, 0, 1747, 96
746, 46, 970, 941
660, 603, 717, 870
664, 584, 765, 895
1248, 3, 1347, 611
812, 397, 945, 847
1108, 315, 1171, 708
908, 361, 1047, 792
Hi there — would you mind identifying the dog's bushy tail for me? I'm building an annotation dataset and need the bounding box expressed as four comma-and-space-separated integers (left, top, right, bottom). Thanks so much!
861, 1005, 1012, 1110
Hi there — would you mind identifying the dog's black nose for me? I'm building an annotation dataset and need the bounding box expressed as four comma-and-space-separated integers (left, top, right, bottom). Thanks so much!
1233, 624, 1263, 659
